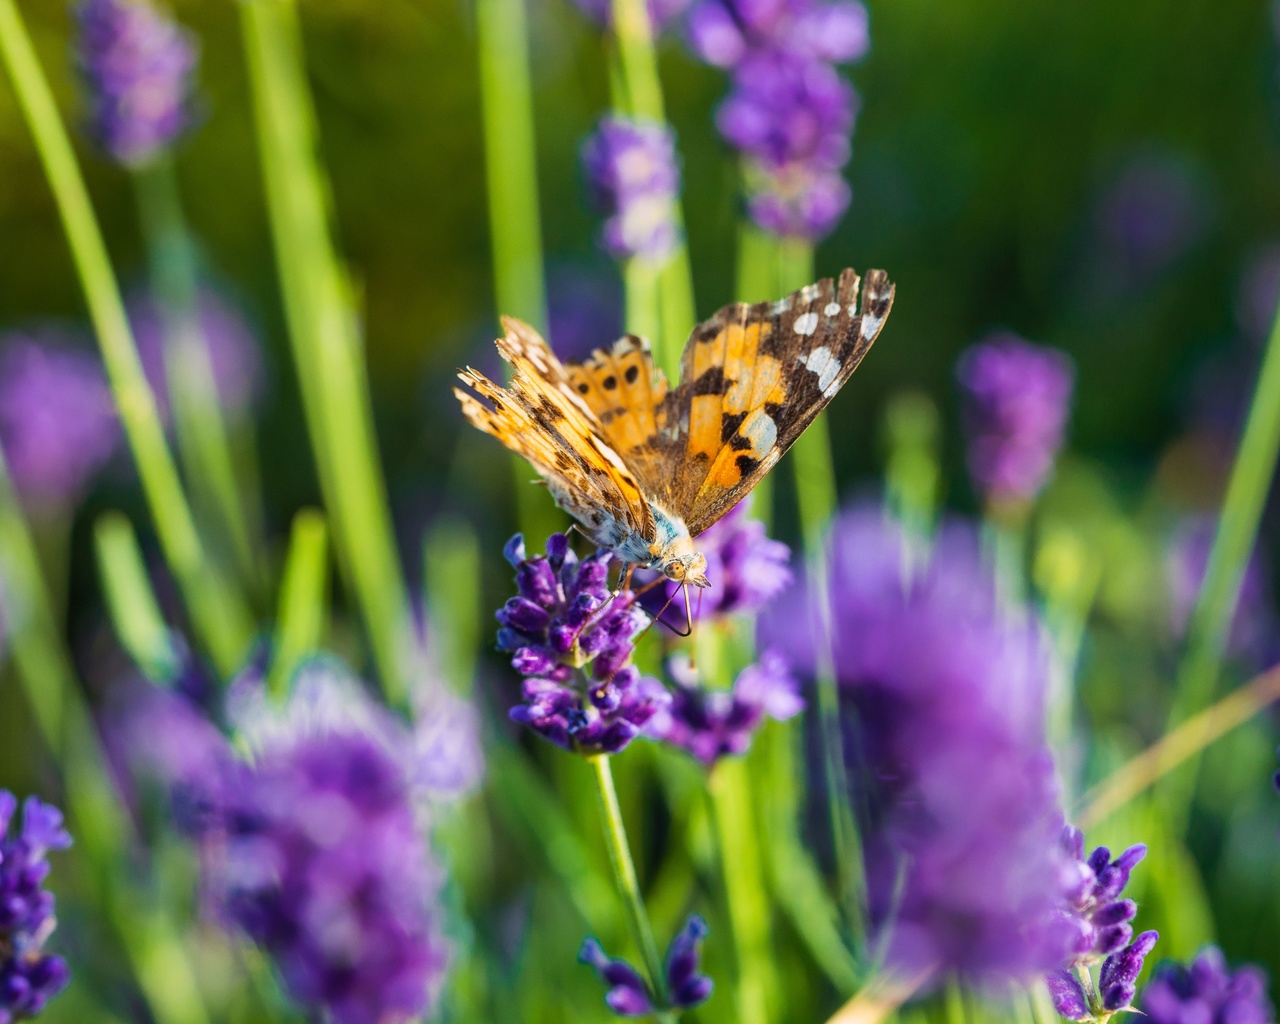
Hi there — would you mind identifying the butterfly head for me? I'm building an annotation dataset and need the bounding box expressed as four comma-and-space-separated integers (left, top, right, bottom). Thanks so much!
661, 551, 710, 589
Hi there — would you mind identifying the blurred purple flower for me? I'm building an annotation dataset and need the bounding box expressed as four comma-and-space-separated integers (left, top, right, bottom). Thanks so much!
120, 660, 454, 1024
0, 334, 121, 509
647, 650, 802, 764
1236, 244, 1280, 343
1142, 947, 1275, 1024
686, 0, 869, 68
579, 914, 713, 1016
500, 534, 669, 754
1091, 154, 1210, 294
956, 333, 1075, 508
546, 267, 624, 364
75, 0, 198, 166
1056, 826, 1147, 967
129, 289, 264, 424
689, 0, 868, 240
0, 792, 72, 1023
569, 0, 694, 31
764, 504, 1073, 983
1165, 518, 1276, 666
581, 117, 683, 264
637, 501, 791, 622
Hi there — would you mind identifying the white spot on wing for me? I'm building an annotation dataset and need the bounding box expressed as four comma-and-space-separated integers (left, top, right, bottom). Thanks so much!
847, 304, 858, 317
860, 312, 884, 340
793, 311, 819, 336
802, 346, 840, 393
741, 408, 777, 455
824, 302, 841, 317
771, 297, 792, 314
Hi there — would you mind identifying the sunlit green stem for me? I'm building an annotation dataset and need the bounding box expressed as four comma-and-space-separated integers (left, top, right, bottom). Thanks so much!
267, 509, 329, 700
1159, 281, 1280, 827
239, 0, 412, 703
94, 512, 181, 681
780, 240, 866, 943
1077, 660, 1280, 829
0, 0, 252, 676
710, 757, 774, 1024
607, 0, 694, 378
132, 154, 266, 598
0, 457, 209, 1024
588, 754, 671, 1014
423, 517, 482, 693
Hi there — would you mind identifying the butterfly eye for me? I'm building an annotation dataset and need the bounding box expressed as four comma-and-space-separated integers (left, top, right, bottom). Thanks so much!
663, 562, 685, 581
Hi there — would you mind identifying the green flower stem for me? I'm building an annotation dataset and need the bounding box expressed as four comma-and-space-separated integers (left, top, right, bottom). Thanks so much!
266, 509, 329, 700
239, 0, 412, 703
587, 753, 671, 1012
710, 756, 775, 1024
607, 0, 695, 378
0, 0, 253, 677
1160, 285, 1280, 827
423, 517, 482, 693
94, 511, 181, 681
0, 459, 209, 1024
1077, 659, 1280, 830
131, 154, 267, 598
780, 240, 866, 944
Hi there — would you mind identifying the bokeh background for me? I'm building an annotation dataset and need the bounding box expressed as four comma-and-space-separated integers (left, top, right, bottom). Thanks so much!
2, 0, 1280, 1018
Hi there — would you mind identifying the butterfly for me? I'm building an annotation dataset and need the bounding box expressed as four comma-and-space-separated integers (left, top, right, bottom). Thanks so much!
455, 267, 894, 591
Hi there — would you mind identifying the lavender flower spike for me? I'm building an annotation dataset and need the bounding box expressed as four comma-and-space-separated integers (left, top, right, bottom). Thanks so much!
581, 117, 682, 264
1098, 930, 1158, 1014
1046, 970, 1091, 1022
956, 333, 1075, 509
579, 915, 713, 1017
0, 333, 120, 510
1059, 826, 1148, 966
1142, 946, 1275, 1024
501, 534, 669, 754
0, 793, 73, 1022
76, 0, 198, 166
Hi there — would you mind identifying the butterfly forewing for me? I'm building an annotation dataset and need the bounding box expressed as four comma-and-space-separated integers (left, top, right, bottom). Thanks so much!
661, 267, 894, 536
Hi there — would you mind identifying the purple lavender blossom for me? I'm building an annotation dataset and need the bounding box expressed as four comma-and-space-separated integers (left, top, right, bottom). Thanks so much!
1165, 518, 1275, 666
569, 0, 694, 30
75, 0, 198, 166
0, 334, 121, 509
0, 792, 73, 1023
500, 534, 669, 754
121, 660, 453, 1024
637, 500, 791, 622
956, 333, 1075, 508
579, 914, 713, 1016
1098, 931, 1159, 1015
129, 289, 264, 424
1142, 947, 1275, 1024
1046, 970, 1091, 1021
763, 504, 1073, 983
1056, 826, 1148, 968
647, 651, 802, 764
581, 117, 682, 264
688, 0, 868, 240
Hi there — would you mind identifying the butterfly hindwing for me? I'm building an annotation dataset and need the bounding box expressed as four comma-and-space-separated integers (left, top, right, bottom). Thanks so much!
454, 319, 654, 541
661, 267, 894, 535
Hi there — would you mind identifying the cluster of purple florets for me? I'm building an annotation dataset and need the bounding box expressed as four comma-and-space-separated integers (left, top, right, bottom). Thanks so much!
579, 914, 713, 1016
581, 117, 683, 264
648, 651, 802, 764
75, 0, 198, 166
1046, 827, 1158, 1020
0, 793, 72, 1024
687, 0, 869, 239
956, 333, 1075, 508
1142, 947, 1276, 1024
501, 534, 669, 754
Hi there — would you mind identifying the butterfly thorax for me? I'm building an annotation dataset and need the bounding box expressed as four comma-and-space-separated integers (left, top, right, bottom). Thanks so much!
565, 493, 710, 588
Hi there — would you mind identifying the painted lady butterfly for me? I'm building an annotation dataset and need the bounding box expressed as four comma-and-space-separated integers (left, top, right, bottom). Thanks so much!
455, 267, 894, 588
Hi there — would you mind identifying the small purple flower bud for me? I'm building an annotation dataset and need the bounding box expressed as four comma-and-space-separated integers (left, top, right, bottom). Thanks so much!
516, 558, 560, 608
1099, 931, 1158, 1012
503, 533, 527, 566
664, 915, 713, 1008
1092, 900, 1137, 927
511, 646, 559, 678
500, 596, 553, 634
1045, 969, 1090, 1021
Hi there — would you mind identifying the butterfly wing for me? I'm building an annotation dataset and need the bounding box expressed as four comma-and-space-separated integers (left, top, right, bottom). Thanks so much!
561, 335, 673, 496
661, 267, 894, 536
454, 318, 655, 541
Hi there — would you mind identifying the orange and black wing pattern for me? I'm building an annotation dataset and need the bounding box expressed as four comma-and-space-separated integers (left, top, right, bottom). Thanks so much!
454, 317, 655, 540
658, 268, 894, 536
